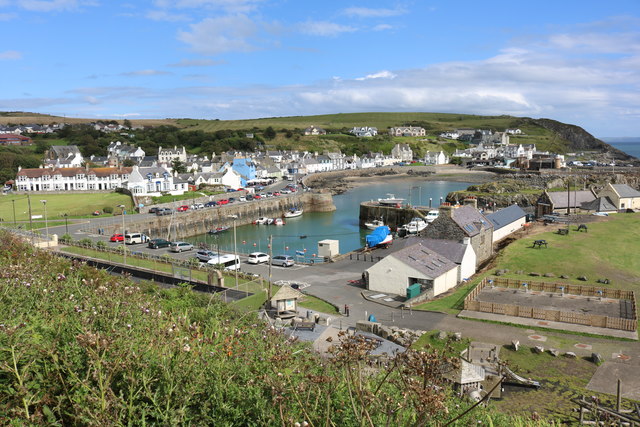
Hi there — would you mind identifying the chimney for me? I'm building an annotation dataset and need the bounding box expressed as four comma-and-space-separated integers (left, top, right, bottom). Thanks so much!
439, 202, 454, 217
463, 196, 478, 209
463, 236, 471, 245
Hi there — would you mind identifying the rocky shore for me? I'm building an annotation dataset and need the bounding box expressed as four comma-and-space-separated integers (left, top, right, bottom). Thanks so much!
304, 165, 497, 195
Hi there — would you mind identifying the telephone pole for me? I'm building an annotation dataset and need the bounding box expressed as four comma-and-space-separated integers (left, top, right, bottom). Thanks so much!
268, 235, 273, 300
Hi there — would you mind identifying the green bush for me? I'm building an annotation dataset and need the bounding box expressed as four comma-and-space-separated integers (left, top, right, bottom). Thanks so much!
103, 206, 113, 214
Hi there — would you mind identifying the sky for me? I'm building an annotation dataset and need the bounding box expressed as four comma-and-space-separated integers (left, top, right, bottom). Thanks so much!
1, 0, 640, 137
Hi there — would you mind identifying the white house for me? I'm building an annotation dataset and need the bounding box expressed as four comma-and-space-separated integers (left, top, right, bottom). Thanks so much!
350, 127, 378, 137
598, 183, 640, 211
16, 166, 131, 192
127, 166, 176, 196
220, 167, 243, 189
389, 126, 426, 137
391, 144, 413, 162
45, 145, 84, 168
158, 146, 187, 166
365, 242, 460, 299
304, 126, 327, 136
424, 151, 450, 165
485, 204, 527, 243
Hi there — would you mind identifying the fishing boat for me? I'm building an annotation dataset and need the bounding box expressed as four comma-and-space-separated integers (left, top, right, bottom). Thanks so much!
377, 194, 405, 207
425, 210, 439, 223
363, 218, 385, 230
365, 226, 393, 249
207, 226, 229, 234
284, 208, 303, 218
401, 217, 427, 234
253, 217, 270, 225
273, 218, 285, 226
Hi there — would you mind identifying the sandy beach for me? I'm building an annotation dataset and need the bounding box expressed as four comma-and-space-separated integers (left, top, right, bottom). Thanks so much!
305, 165, 497, 195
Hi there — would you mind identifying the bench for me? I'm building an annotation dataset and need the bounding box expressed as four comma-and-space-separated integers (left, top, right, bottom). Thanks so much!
292, 320, 315, 331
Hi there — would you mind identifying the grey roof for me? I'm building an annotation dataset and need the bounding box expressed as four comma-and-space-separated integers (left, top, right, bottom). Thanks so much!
546, 190, 596, 209
485, 204, 527, 231
581, 196, 617, 212
611, 184, 640, 198
388, 236, 467, 264
391, 242, 458, 279
50, 145, 81, 158
451, 205, 493, 237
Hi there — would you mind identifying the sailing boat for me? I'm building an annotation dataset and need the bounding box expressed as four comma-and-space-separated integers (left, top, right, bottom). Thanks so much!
284, 207, 303, 218
363, 218, 385, 230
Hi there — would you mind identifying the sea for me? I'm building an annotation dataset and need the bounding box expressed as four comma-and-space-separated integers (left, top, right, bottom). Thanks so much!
601, 139, 640, 159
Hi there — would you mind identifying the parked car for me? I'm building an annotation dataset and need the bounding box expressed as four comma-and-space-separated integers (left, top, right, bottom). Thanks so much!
247, 252, 269, 264
228, 197, 235, 203
196, 249, 219, 262
271, 255, 294, 267
169, 241, 194, 252
239, 196, 247, 202
156, 208, 173, 216
280, 189, 291, 194
148, 238, 171, 249
125, 233, 147, 245
253, 194, 262, 199
204, 201, 218, 207
246, 194, 255, 200
218, 199, 229, 205
110, 233, 124, 242
191, 203, 204, 210
177, 205, 189, 212
148, 207, 160, 214
273, 191, 281, 196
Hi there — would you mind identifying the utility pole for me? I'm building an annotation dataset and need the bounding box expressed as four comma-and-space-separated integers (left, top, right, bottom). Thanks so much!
11, 199, 16, 225
27, 194, 33, 245
233, 218, 238, 290
268, 234, 273, 300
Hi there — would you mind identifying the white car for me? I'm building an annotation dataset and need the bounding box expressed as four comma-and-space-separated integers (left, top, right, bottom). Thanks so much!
247, 252, 270, 264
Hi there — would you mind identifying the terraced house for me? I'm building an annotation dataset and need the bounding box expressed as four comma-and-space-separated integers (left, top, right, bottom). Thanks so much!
15, 166, 132, 192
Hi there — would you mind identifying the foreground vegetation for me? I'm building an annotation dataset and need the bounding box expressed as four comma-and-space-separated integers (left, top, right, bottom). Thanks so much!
4, 230, 559, 425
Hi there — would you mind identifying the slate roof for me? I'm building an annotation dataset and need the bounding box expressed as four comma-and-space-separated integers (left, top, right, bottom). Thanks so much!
546, 190, 596, 209
581, 196, 617, 212
271, 285, 305, 302
17, 167, 132, 178
485, 204, 527, 231
450, 205, 493, 237
391, 242, 458, 279
611, 184, 640, 198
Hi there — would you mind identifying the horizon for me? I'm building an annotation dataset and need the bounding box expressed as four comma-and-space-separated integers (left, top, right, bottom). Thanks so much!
2, 1, 639, 137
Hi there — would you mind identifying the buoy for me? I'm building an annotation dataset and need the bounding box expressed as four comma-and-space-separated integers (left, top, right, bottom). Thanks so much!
285, 246, 289, 250
267, 244, 271, 249
253, 243, 257, 247
312, 254, 316, 257
242, 240, 246, 244
303, 248, 307, 253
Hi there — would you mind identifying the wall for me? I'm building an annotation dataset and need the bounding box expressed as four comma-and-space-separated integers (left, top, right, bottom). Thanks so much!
491, 217, 526, 243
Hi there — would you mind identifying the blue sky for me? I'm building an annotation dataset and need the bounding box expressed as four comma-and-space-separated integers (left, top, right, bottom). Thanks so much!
1, 0, 639, 137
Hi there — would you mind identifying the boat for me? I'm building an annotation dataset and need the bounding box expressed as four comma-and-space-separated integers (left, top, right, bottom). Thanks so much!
425, 210, 439, 223
377, 194, 405, 207
365, 226, 393, 249
266, 218, 275, 225
363, 218, 385, 230
253, 217, 270, 225
273, 218, 285, 226
284, 208, 303, 218
207, 226, 229, 234
402, 217, 428, 234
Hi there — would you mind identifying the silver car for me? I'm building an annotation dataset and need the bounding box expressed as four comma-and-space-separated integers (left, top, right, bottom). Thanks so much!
271, 255, 294, 267
170, 241, 194, 253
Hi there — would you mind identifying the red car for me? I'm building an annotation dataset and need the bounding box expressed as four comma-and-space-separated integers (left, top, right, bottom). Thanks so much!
110, 233, 124, 242
218, 199, 229, 205
177, 205, 189, 212
253, 194, 261, 199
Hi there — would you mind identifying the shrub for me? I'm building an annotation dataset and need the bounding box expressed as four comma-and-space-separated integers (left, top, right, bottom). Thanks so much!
103, 206, 114, 214
78, 238, 94, 248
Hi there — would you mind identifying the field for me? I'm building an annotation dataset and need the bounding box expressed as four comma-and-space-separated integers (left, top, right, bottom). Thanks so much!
0, 193, 133, 222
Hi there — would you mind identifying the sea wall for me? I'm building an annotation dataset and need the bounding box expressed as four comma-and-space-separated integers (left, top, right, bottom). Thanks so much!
88, 192, 335, 239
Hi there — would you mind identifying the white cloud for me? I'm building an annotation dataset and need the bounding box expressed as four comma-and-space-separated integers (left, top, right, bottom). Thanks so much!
0, 50, 22, 60
372, 24, 393, 31
0, 12, 17, 20
121, 69, 172, 77
342, 7, 406, 18
298, 21, 356, 37
146, 10, 189, 22
168, 58, 223, 67
355, 70, 397, 81
177, 15, 257, 55
153, 0, 263, 13
15, 0, 97, 12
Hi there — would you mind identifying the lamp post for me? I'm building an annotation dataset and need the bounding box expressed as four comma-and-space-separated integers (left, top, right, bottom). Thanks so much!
11, 199, 16, 225
229, 216, 239, 290
63, 213, 69, 234
40, 200, 48, 245
118, 204, 126, 265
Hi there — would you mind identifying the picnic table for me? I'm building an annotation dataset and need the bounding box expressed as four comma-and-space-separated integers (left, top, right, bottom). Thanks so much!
532, 239, 548, 248
577, 224, 588, 232
557, 228, 569, 235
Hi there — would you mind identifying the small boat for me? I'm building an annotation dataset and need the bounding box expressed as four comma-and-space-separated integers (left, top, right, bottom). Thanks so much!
365, 226, 393, 249
207, 226, 229, 234
378, 194, 405, 207
284, 208, 303, 218
254, 217, 270, 225
266, 218, 275, 225
402, 217, 427, 234
273, 218, 285, 226
299, 235, 307, 239
425, 210, 439, 223
363, 218, 385, 230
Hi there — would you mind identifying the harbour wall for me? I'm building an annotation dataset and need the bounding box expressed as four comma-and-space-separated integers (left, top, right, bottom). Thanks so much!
86, 192, 335, 239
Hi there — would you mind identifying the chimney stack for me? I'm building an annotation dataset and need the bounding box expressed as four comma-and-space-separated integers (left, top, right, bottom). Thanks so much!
463, 196, 478, 209
439, 202, 454, 217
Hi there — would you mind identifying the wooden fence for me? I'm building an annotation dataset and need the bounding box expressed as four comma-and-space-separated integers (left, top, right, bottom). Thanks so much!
464, 277, 637, 332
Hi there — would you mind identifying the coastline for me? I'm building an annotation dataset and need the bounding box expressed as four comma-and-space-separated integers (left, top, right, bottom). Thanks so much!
305, 165, 497, 195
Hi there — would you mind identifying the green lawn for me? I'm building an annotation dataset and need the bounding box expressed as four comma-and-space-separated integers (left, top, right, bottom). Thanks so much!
0, 193, 133, 221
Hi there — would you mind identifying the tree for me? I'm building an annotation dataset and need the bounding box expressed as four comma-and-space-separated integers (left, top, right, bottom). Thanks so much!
123, 119, 132, 129
264, 126, 276, 140
34, 139, 51, 155
171, 159, 187, 174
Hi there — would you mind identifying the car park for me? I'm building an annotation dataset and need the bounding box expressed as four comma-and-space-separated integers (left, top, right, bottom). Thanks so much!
177, 205, 189, 212
169, 241, 194, 252
156, 208, 173, 216
147, 238, 171, 249
110, 233, 124, 242
195, 249, 219, 262
271, 255, 294, 267
247, 252, 269, 264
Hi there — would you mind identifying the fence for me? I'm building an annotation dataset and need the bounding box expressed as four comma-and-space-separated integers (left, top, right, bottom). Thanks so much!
463, 277, 637, 332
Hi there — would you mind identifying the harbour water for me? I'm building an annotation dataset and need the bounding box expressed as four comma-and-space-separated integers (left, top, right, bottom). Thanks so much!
185, 180, 472, 259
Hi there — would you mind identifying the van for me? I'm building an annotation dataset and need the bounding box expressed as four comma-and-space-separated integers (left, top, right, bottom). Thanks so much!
206, 254, 241, 270
125, 233, 147, 245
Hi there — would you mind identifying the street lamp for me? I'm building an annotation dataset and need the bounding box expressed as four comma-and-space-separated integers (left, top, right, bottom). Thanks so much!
40, 200, 48, 245
11, 199, 16, 225
228, 215, 239, 290
63, 213, 69, 234
118, 204, 126, 265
